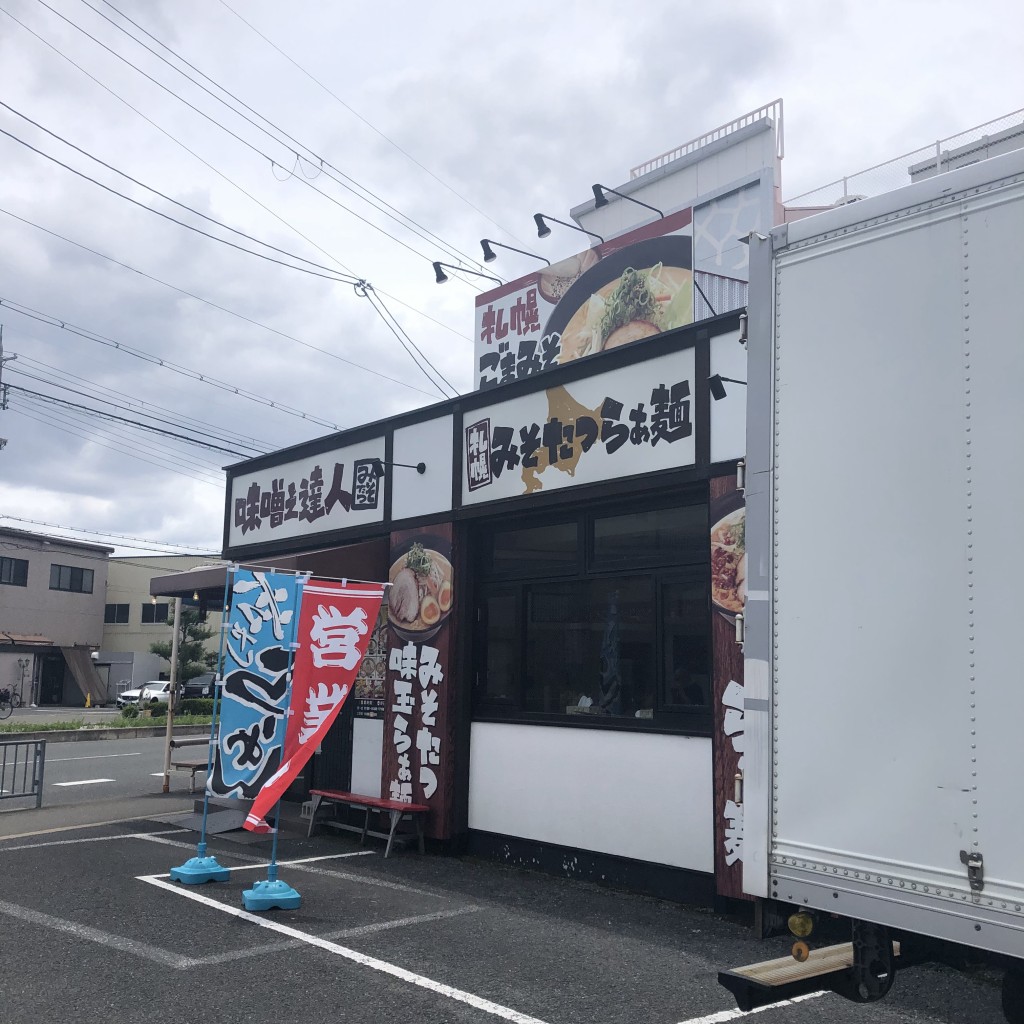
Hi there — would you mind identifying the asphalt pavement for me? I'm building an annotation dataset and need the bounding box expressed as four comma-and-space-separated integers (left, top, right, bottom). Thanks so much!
0, 735, 1009, 1024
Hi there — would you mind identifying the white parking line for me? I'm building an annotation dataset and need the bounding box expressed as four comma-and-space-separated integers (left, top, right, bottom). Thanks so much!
0, 830, 189, 853
196, 907, 484, 967
52, 779, 116, 787
134, 834, 444, 896
0, 897, 196, 968
47, 753, 142, 763
141, 874, 550, 1024
676, 991, 826, 1024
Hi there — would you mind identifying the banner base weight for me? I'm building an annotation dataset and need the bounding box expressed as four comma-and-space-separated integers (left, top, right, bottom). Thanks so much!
242, 878, 301, 911
170, 856, 231, 884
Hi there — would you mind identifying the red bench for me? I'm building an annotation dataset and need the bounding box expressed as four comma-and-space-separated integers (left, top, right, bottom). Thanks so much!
306, 789, 430, 858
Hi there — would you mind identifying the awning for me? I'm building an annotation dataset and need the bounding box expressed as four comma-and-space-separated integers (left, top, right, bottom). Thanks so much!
148, 561, 293, 606
0, 632, 53, 646
149, 540, 387, 603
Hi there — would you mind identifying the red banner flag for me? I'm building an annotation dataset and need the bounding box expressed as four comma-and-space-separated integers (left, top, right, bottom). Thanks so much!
244, 579, 386, 832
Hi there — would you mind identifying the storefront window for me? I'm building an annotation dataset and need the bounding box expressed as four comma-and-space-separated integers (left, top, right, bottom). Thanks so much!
662, 580, 711, 707
474, 495, 710, 733
525, 577, 656, 719
481, 591, 518, 704
490, 521, 578, 576
593, 505, 706, 568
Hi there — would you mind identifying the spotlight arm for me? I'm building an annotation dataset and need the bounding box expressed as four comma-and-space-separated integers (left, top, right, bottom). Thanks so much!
480, 239, 550, 266
433, 261, 503, 286
592, 184, 664, 218
534, 213, 604, 245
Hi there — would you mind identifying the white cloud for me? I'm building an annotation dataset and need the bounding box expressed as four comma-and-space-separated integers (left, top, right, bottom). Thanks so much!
2, 0, 1022, 552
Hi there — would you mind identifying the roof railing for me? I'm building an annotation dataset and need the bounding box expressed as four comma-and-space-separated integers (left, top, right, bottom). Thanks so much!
783, 106, 1024, 207
629, 99, 784, 180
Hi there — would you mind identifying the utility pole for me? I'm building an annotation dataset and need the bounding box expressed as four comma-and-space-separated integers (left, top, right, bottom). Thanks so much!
162, 597, 182, 793
0, 324, 15, 450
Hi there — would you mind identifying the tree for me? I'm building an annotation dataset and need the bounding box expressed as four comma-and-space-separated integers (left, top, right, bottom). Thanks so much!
150, 608, 218, 685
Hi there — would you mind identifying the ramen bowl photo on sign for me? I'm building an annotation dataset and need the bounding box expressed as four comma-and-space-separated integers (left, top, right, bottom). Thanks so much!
388, 540, 454, 641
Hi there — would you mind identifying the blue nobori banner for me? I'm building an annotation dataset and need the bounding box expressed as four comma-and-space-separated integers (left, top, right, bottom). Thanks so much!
210, 568, 302, 799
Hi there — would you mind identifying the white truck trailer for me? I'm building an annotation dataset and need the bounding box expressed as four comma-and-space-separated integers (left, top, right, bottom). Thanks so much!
720, 145, 1024, 1021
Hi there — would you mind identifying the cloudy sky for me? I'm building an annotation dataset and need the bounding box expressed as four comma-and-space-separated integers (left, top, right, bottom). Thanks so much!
1, 0, 1021, 556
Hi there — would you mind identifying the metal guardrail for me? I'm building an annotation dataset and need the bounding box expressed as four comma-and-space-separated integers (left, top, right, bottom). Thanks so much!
783, 107, 1024, 207
630, 99, 784, 179
0, 739, 46, 808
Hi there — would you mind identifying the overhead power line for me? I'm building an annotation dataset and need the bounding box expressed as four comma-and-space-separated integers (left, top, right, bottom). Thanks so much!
215, 0, 532, 251
0, 109, 462, 398
0, 206, 450, 397
7, 405, 223, 487
0, 5, 470, 347
364, 287, 457, 399
12, 389, 227, 477
85, 0, 494, 276
0, 296, 348, 430
15, 352, 271, 451
1, 6, 473, 394
0, 514, 217, 553
26, 0, 491, 280
0, 121, 362, 287
0, 99, 365, 285
6, 382, 250, 457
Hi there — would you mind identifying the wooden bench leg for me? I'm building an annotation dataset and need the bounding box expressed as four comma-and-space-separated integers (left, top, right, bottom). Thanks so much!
306, 793, 324, 838
415, 812, 425, 854
384, 810, 402, 859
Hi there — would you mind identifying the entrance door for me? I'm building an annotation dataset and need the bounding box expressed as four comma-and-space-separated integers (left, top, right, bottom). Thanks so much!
310, 697, 354, 793
39, 655, 65, 705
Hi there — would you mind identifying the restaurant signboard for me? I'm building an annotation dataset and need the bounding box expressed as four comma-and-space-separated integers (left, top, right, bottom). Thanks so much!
474, 210, 695, 391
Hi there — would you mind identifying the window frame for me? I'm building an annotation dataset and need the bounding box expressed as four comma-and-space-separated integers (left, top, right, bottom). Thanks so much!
48, 563, 94, 594
104, 603, 130, 624
0, 556, 29, 587
141, 602, 170, 625
472, 490, 712, 735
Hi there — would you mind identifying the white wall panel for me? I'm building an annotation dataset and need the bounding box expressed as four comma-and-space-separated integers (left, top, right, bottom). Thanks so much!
468, 723, 713, 871
391, 415, 454, 521
349, 717, 383, 798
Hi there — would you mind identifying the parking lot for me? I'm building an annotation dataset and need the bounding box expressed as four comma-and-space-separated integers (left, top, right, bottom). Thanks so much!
0, 800, 1008, 1024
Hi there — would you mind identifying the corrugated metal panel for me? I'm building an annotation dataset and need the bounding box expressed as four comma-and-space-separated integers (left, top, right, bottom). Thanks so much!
695, 273, 747, 320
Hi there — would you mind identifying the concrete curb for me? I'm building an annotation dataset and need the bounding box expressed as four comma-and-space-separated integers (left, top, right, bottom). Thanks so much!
0, 723, 212, 744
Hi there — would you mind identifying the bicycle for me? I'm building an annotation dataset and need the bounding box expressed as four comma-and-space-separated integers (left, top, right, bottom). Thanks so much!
0, 687, 13, 720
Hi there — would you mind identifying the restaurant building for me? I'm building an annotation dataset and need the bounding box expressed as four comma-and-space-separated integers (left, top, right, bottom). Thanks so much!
160, 104, 784, 903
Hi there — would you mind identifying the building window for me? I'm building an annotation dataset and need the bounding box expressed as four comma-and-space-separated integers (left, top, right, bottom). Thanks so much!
141, 602, 169, 625
49, 563, 94, 594
0, 556, 29, 587
473, 493, 711, 734
104, 604, 130, 624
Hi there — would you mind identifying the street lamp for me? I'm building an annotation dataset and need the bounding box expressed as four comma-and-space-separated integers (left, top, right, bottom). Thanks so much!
16, 657, 29, 706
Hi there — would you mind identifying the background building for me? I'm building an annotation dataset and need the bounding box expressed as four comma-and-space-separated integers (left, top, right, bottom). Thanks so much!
96, 554, 225, 700
0, 525, 111, 705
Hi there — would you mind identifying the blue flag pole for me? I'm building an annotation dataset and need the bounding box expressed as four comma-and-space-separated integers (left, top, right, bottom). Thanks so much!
242, 573, 307, 912
170, 567, 235, 884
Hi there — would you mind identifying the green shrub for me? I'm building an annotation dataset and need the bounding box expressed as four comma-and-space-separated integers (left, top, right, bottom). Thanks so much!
121, 703, 139, 720
181, 698, 215, 716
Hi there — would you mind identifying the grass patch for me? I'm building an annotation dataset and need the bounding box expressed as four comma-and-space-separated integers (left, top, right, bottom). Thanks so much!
0, 719, 87, 733
0, 715, 213, 734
